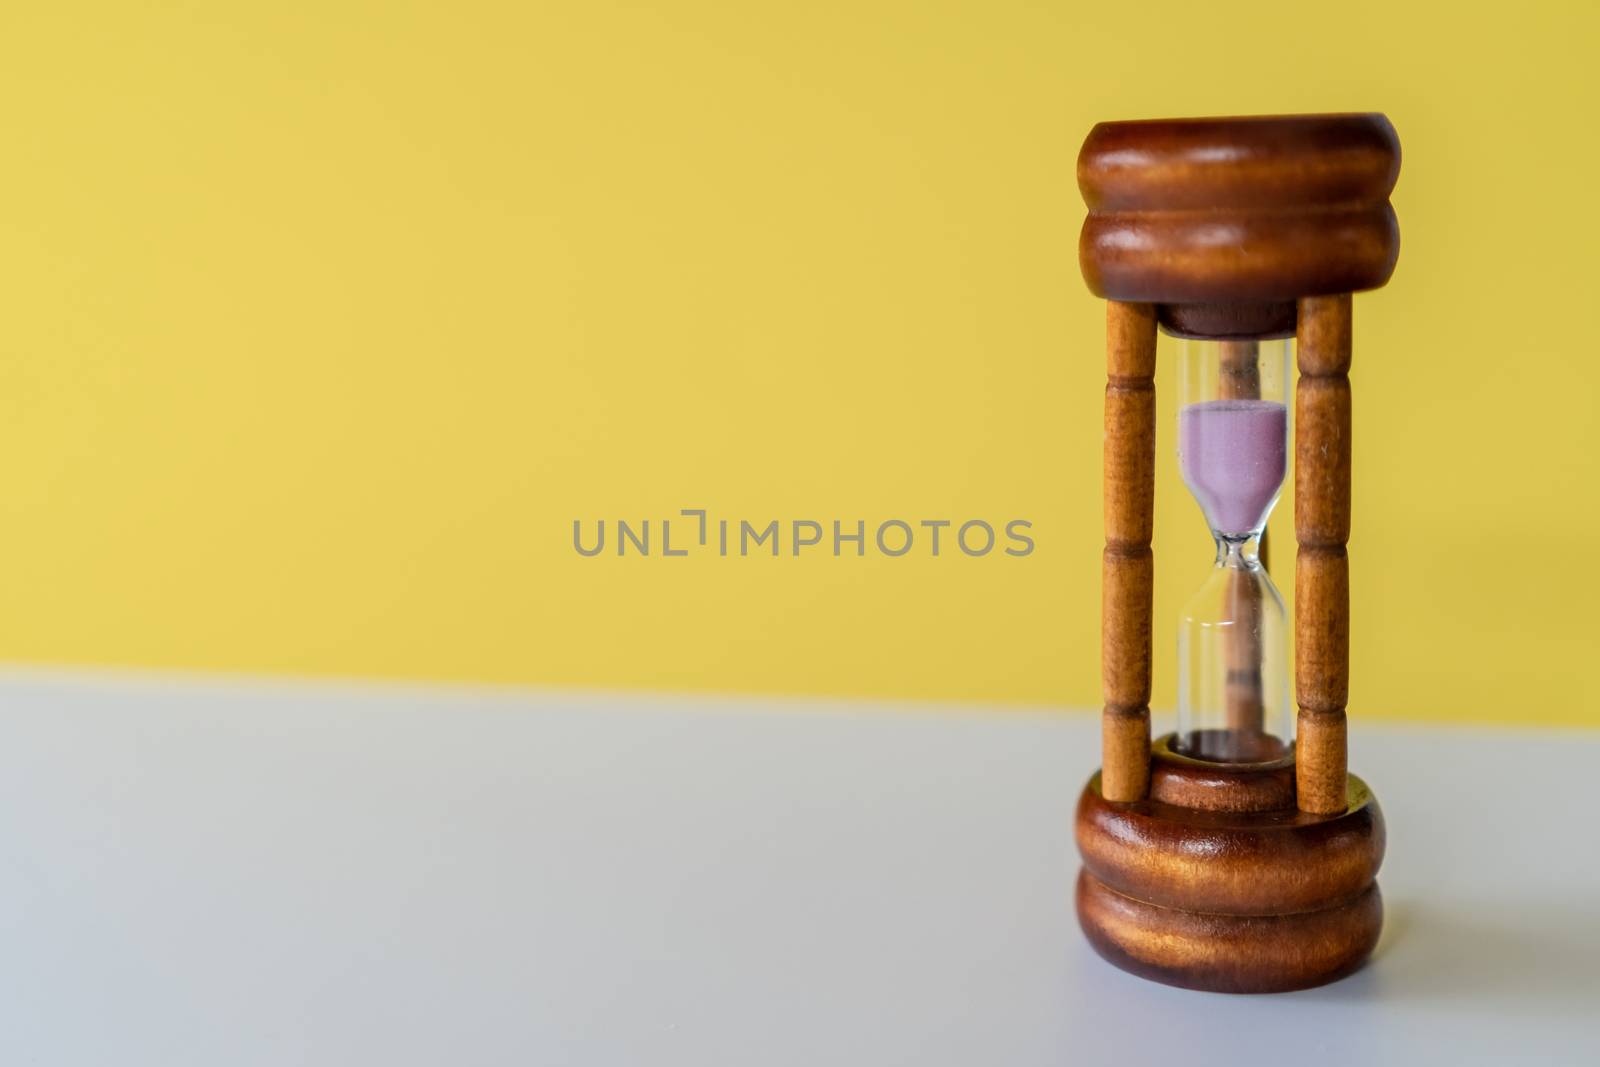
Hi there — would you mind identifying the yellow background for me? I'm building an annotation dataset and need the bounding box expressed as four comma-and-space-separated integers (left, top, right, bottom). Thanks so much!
1, 2, 1596, 725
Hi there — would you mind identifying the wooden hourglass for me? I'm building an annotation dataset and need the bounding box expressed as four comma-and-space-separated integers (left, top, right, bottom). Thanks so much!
1074, 114, 1400, 993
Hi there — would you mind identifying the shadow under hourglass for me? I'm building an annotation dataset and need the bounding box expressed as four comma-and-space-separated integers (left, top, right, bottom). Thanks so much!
1293, 897, 1600, 1008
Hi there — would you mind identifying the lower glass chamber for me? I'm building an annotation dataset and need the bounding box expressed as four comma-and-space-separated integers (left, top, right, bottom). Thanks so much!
1175, 337, 1293, 762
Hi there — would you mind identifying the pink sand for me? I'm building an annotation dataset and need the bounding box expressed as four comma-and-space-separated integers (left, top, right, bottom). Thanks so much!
1178, 399, 1287, 536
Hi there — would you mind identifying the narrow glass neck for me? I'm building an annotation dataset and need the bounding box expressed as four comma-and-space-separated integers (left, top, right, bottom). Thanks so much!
1214, 534, 1261, 567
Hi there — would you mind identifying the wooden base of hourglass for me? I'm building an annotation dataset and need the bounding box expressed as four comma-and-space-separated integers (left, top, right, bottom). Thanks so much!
1074, 735, 1384, 994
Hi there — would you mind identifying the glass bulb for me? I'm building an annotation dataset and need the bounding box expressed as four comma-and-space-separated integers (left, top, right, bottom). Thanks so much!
1175, 338, 1293, 762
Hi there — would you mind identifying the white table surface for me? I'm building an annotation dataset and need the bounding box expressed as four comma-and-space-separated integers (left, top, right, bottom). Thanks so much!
0, 671, 1595, 1066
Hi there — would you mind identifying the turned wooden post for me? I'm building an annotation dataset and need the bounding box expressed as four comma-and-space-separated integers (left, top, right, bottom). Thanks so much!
1295, 294, 1353, 814
1101, 300, 1156, 802
1218, 340, 1266, 741
1217, 340, 1261, 400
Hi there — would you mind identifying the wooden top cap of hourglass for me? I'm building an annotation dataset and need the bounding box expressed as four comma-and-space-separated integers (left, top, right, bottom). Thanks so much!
1078, 114, 1400, 338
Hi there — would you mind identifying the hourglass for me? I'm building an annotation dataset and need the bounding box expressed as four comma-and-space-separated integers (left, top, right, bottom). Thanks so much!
1175, 337, 1292, 764
1073, 114, 1399, 992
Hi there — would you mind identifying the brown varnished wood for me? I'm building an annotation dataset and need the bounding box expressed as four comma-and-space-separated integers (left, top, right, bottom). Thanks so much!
1173, 727, 1289, 764
1218, 340, 1261, 400
1077, 769, 1383, 916
1296, 548, 1350, 713
1101, 301, 1157, 801
1101, 550, 1152, 709
1103, 301, 1157, 548
1158, 301, 1298, 341
1101, 708, 1150, 805
1296, 295, 1354, 813
1078, 115, 1401, 312
1218, 341, 1268, 743
1147, 734, 1294, 813
1079, 114, 1401, 213
1075, 758, 1385, 992
1077, 115, 1399, 992
1155, 297, 1377, 348
1081, 202, 1398, 305
1224, 565, 1267, 738
1076, 870, 1382, 994
1296, 710, 1348, 817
